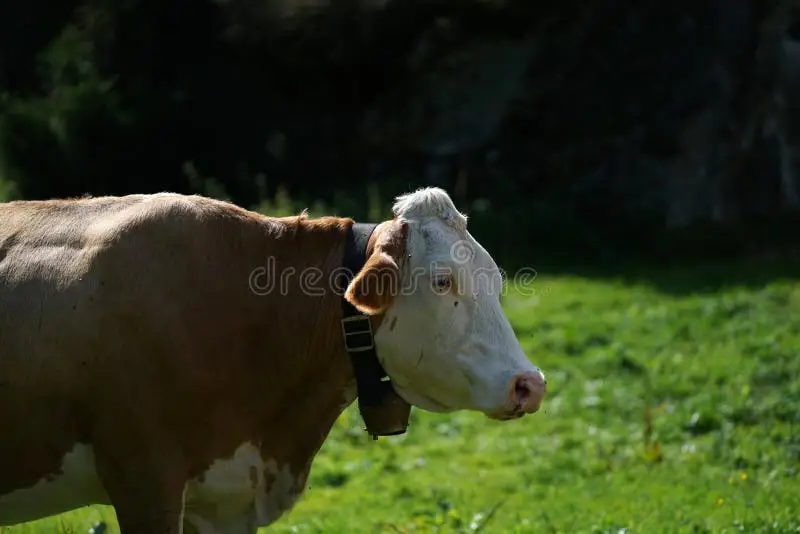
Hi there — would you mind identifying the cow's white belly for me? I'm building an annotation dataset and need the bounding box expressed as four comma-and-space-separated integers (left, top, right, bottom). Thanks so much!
0, 442, 307, 533
0, 444, 109, 526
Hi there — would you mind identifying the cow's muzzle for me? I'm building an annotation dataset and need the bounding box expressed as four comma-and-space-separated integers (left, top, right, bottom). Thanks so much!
493, 369, 547, 420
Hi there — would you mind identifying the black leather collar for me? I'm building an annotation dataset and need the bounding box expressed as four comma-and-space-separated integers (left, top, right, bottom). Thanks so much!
338, 222, 406, 437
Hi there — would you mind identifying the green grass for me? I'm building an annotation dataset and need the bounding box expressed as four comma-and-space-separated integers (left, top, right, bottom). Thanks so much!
3, 260, 799, 534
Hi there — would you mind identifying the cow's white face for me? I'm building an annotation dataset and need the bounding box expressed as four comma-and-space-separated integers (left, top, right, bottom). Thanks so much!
344, 188, 546, 420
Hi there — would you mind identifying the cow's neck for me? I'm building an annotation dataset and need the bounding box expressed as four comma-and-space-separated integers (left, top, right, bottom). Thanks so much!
235, 216, 380, 479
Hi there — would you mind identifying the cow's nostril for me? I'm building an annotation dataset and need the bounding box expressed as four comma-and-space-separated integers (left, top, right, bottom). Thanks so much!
514, 377, 531, 406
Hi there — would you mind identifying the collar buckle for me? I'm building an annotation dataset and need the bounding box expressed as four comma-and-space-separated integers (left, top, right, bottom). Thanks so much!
341, 315, 375, 352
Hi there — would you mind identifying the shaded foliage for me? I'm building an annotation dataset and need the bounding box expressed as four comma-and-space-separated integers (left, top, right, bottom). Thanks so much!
1, 0, 798, 267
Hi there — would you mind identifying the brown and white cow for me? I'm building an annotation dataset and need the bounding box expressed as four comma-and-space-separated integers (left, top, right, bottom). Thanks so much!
0, 187, 546, 533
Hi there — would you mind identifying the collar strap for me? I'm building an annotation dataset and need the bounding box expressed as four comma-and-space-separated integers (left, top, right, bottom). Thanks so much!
339, 222, 408, 439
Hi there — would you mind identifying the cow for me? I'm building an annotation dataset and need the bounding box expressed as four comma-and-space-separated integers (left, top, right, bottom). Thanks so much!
0, 187, 546, 533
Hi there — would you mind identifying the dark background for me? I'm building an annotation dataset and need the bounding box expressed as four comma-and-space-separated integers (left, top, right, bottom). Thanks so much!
2, 0, 799, 273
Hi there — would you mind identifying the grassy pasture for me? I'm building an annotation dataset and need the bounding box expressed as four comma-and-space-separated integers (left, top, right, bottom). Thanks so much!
2, 260, 798, 533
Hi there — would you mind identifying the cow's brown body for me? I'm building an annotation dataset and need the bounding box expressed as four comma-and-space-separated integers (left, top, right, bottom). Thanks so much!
0, 193, 366, 531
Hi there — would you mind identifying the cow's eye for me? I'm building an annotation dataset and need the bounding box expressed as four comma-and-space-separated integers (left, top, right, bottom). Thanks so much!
433, 275, 451, 292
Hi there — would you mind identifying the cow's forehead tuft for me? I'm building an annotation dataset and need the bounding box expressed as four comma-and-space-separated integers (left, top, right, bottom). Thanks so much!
392, 187, 468, 232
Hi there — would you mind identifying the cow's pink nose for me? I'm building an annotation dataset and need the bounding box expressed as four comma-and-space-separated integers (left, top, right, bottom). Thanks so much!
510, 370, 546, 414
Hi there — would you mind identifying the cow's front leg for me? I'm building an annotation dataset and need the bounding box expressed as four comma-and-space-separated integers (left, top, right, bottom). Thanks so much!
93, 432, 189, 534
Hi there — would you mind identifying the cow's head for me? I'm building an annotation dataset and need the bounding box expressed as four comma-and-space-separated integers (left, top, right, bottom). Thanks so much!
344, 187, 546, 421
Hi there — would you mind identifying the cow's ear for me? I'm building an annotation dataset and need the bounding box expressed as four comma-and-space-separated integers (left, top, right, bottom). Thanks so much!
345, 220, 408, 315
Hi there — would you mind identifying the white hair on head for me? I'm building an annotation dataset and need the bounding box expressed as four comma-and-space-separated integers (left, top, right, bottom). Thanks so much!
391, 187, 468, 232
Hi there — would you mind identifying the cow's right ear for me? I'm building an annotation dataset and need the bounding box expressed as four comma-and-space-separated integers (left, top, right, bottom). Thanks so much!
344, 220, 408, 315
